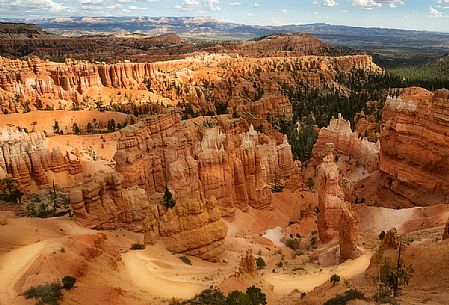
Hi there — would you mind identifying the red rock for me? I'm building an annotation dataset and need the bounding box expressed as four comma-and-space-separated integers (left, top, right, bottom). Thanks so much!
317, 144, 360, 261
313, 114, 379, 173
379, 88, 449, 207
0, 127, 80, 189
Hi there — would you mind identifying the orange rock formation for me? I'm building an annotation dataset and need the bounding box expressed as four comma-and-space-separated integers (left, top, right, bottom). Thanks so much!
0, 127, 81, 189
379, 88, 449, 207
317, 144, 360, 261
312, 114, 379, 173
70, 113, 297, 260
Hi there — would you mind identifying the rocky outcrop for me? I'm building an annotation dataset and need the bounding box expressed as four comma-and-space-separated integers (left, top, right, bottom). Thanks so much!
0, 127, 81, 189
113, 114, 296, 217
379, 88, 449, 207
380, 228, 399, 250
0, 56, 154, 107
69, 114, 296, 260
158, 195, 227, 261
238, 250, 257, 275
70, 171, 227, 261
317, 144, 360, 261
313, 114, 380, 173
69, 171, 149, 231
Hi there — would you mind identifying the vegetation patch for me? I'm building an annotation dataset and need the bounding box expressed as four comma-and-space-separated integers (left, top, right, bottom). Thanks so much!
23, 276, 77, 305
322, 289, 367, 305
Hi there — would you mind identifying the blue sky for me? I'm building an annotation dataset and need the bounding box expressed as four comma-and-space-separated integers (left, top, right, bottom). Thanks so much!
2, 0, 449, 32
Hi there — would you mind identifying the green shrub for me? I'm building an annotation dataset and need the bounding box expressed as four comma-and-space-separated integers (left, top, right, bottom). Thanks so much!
179, 255, 192, 265
130, 243, 145, 250
186, 288, 226, 305
330, 274, 341, 285
323, 289, 366, 305
164, 187, 176, 209
61, 276, 76, 290
245, 286, 267, 305
284, 238, 300, 250
26, 192, 70, 218
23, 282, 63, 305
226, 291, 251, 305
271, 183, 284, 193
0, 178, 23, 203
256, 257, 266, 269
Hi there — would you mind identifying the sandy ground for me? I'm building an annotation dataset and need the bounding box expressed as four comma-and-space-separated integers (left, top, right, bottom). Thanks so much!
356, 204, 449, 234
123, 247, 235, 299
1, 189, 448, 305
264, 253, 372, 294
0, 110, 130, 134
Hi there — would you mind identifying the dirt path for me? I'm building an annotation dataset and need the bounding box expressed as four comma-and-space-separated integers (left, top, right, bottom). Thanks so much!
0, 241, 48, 305
264, 252, 373, 294
122, 250, 234, 299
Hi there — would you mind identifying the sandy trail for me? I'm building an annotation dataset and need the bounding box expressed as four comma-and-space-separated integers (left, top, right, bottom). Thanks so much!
123, 251, 234, 299
264, 252, 373, 294
0, 241, 48, 305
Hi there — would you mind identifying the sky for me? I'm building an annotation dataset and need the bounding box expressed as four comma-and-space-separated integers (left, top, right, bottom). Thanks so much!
1, 0, 449, 33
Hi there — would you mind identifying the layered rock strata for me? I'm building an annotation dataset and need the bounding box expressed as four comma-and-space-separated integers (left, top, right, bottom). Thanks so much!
0, 128, 81, 188
70, 171, 227, 261
379, 88, 449, 207
317, 144, 360, 261
313, 114, 379, 173
113, 113, 296, 216
0, 56, 154, 105
70, 114, 297, 260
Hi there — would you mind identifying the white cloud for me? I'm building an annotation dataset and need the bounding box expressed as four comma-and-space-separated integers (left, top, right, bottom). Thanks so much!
281, 8, 288, 14
176, 0, 221, 11
322, 0, 337, 7
254, 2, 261, 8
229, 1, 240, 6
352, 0, 404, 9
429, 5, 443, 17
0, 0, 71, 13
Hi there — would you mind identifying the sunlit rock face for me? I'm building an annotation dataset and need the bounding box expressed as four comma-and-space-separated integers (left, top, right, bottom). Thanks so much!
0, 127, 81, 189
113, 114, 296, 216
317, 144, 360, 261
312, 114, 380, 173
70, 114, 297, 261
0, 56, 153, 108
379, 87, 449, 207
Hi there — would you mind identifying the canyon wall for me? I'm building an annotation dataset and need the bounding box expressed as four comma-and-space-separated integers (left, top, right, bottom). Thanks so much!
0, 128, 81, 189
312, 114, 380, 173
379, 87, 449, 207
317, 144, 360, 261
69, 113, 297, 260
113, 113, 296, 216
0, 56, 154, 107
69, 171, 227, 261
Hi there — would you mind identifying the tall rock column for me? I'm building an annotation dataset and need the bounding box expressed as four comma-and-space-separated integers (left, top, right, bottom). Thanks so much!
317, 143, 360, 260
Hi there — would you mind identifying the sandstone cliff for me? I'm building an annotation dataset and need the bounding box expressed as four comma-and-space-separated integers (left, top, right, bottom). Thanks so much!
317, 144, 360, 261
0, 56, 154, 111
113, 113, 296, 216
70, 171, 227, 261
0, 127, 81, 189
69, 114, 297, 260
312, 114, 379, 173
379, 87, 449, 207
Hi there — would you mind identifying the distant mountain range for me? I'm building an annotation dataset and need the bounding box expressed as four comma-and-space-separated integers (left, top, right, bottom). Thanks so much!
1, 17, 449, 67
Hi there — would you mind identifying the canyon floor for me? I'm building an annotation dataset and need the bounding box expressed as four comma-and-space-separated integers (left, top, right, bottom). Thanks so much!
1, 188, 448, 305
